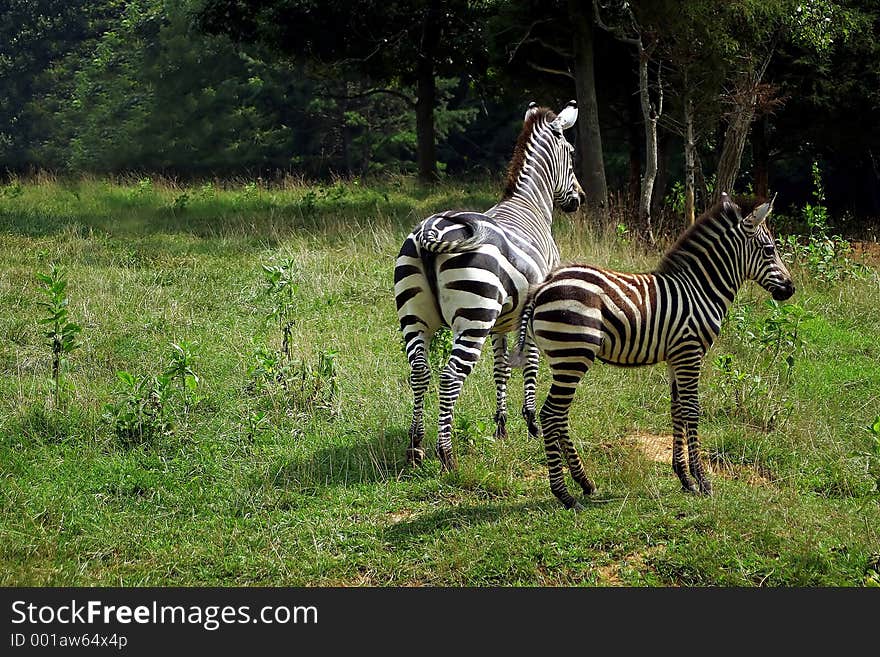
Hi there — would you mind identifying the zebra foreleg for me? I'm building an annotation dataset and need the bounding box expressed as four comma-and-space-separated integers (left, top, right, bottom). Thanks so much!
680, 367, 712, 495
491, 334, 511, 440
520, 342, 542, 439
668, 362, 708, 494
436, 330, 488, 470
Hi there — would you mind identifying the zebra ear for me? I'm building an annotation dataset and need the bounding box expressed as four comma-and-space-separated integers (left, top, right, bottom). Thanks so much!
720, 192, 742, 221
551, 100, 578, 131
743, 194, 776, 229
524, 101, 539, 120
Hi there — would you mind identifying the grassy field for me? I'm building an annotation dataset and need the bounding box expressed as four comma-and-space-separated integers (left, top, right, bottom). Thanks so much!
1, 176, 879, 586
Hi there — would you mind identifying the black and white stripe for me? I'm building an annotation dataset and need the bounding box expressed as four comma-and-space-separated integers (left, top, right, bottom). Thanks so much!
512, 193, 795, 508
395, 101, 585, 470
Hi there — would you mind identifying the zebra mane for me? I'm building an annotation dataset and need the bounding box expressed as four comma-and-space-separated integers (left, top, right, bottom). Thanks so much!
655, 195, 765, 274
502, 107, 558, 200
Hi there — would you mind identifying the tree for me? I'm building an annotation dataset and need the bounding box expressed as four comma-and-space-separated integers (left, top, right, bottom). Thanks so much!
198, 0, 488, 182
594, 0, 664, 242
490, 0, 609, 211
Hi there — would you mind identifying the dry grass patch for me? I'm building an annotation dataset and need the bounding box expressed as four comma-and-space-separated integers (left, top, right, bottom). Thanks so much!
627, 432, 775, 487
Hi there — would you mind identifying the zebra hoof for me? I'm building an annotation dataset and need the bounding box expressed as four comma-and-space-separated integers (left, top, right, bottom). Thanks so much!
681, 482, 700, 494
570, 500, 586, 513
494, 425, 508, 441
438, 450, 457, 472
581, 480, 596, 497
699, 479, 713, 496
406, 447, 425, 467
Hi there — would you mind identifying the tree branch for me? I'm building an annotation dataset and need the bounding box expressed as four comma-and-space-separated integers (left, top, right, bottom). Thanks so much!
507, 18, 555, 63
323, 87, 416, 108
592, 0, 640, 46
526, 61, 575, 80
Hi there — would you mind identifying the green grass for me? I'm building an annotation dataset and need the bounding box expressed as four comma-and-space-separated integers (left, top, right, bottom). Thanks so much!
1, 176, 879, 586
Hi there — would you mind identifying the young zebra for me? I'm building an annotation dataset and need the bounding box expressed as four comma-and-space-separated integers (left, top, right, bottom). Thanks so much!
511, 194, 795, 509
395, 101, 586, 471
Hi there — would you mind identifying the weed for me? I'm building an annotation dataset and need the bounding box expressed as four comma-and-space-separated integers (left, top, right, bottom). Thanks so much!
102, 371, 173, 445
2, 180, 24, 198
247, 344, 340, 416
262, 256, 298, 359
429, 326, 453, 376
779, 162, 865, 283
712, 300, 811, 429
163, 341, 199, 411
35, 264, 82, 408
171, 192, 190, 212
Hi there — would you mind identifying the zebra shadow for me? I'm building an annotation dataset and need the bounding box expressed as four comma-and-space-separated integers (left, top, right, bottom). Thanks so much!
270, 428, 415, 490
382, 499, 560, 548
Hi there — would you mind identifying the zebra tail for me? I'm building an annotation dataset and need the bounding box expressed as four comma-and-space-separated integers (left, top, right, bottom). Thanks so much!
415, 212, 491, 253
509, 288, 537, 369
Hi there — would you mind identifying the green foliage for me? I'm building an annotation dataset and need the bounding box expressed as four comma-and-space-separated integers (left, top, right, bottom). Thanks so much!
163, 341, 199, 410
779, 161, 865, 283
102, 371, 173, 445
2, 178, 879, 587
35, 264, 82, 407
429, 327, 454, 376
712, 300, 812, 430
261, 256, 298, 359
247, 344, 340, 416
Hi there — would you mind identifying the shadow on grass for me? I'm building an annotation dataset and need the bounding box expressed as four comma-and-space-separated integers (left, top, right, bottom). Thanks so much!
269, 428, 415, 490
382, 498, 559, 547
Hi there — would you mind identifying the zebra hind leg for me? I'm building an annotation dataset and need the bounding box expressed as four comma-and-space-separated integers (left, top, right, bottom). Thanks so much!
405, 335, 431, 466
539, 370, 590, 511
520, 342, 542, 439
491, 334, 511, 440
436, 329, 490, 470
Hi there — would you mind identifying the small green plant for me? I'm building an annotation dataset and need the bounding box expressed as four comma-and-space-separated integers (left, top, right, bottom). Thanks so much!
171, 192, 190, 212
102, 371, 173, 445
615, 222, 631, 245
780, 161, 863, 283
36, 265, 82, 408
712, 300, 811, 429
1, 180, 23, 198
247, 344, 340, 415
245, 410, 270, 440
429, 326, 454, 377
164, 341, 199, 411
262, 256, 298, 359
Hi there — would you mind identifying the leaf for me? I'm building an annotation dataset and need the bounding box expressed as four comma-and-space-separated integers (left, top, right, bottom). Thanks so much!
117, 371, 136, 386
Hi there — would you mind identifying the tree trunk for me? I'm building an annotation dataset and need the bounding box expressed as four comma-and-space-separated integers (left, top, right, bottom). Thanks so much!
651, 129, 672, 220
569, 0, 607, 214
714, 74, 761, 202
638, 50, 658, 244
752, 114, 769, 199
627, 86, 641, 217
416, 1, 441, 183
684, 93, 696, 224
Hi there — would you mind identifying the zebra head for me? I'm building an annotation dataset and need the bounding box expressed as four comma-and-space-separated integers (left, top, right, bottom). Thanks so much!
548, 100, 585, 213
724, 193, 796, 301
518, 100, 585, 214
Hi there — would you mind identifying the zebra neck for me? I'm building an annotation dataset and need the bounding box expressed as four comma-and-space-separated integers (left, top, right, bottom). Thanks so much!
508, 150, 556, 222
660, 249, 745, 319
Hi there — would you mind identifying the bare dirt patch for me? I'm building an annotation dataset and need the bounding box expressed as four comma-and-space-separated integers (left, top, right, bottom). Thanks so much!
596, 545, 666, 586
386, 509, 416, 525
850, 240, 880, 267
626, 432, 774, 486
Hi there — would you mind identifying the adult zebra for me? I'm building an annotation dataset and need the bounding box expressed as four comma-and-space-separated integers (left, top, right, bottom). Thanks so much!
394, 101, 585, 471
511, 194, 795, 509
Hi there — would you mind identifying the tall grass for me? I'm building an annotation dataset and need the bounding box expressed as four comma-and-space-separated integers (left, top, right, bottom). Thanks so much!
1, 177, 878, 586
